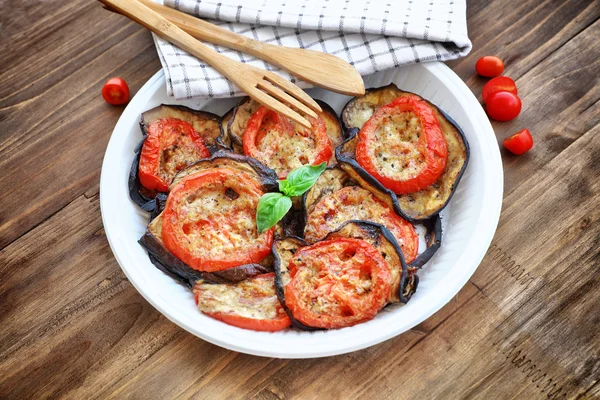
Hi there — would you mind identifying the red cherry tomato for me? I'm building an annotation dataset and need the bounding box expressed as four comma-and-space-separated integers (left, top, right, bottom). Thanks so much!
486, 92, 522, 121
476, 56, 505, 77
102, 77, 129, 105
503, 129, 533, 155
482, 76, 518, 104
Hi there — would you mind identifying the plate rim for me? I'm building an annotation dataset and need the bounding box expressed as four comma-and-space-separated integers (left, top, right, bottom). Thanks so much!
100, 62, 503, 358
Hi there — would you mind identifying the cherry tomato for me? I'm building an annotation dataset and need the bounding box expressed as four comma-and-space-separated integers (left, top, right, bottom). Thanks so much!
102, 77, 129, 105
486, 92, 522, 121
476, 56, 505, 78
482, 76, 518, 104
503, 129, 533, 155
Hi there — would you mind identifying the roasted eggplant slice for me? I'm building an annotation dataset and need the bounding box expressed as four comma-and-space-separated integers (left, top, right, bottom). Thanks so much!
410, 215, 442, 269
169, 150, 278, 192
227, 97, 345, 165
129, 105, 225, 211
193, 273, 291, 331
339, 84, 469, 221
140, 104, 222, 153
272, 237, 319, 331
302, 166, 418, 263
324, 221, 416, 304
139, 211, 273, 288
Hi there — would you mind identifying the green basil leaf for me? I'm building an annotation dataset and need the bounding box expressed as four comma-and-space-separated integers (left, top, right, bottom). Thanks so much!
256, 192, 292, 234
278, 162, 327, 197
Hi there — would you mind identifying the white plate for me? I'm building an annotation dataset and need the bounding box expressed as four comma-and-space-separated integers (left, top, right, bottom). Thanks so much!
100, 63, 502, 359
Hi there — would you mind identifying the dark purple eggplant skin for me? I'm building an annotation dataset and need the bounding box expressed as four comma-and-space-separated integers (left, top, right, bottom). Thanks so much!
271, 237, 321, 331
409, 214, 442, 269
338, 85, 470, 222
139, 231, 272, 289
324, 220, 416, 304
129, 137, 158, 211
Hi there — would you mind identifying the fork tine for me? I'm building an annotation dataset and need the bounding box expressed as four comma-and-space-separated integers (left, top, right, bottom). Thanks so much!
250, 89, 312, 129
263, 72, 322, 113
257, 81, 318, 119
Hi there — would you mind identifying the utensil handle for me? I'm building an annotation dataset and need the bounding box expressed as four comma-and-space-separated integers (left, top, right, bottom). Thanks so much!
137, 0, 260, 53
98, 0, 233, 74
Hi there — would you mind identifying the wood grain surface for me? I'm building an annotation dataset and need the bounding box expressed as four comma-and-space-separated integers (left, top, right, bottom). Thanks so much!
1, 0, 599, 398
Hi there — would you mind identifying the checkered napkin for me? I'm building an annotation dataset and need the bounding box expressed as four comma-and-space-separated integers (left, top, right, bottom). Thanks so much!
154, 0, 471, 99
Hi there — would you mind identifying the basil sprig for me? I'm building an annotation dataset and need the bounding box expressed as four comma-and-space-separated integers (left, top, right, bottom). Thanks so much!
256, 162, 326, 233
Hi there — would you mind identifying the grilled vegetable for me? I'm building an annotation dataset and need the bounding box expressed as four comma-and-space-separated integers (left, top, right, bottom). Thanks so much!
141, 104, 223, 153
303, 167, 418, 263
243, 105, 332, 178
284, 236, 391, 329
355, 94, 448, 194
128, 104, 225, 210
139, 211, 273, 287
273, 221, 417, 330
227, 97, 345, 166
323, 221, 417, 304
162, 167, 275, 271
193, 273, 291, 331
339, 84, 469, 221
139, 117, 211, 192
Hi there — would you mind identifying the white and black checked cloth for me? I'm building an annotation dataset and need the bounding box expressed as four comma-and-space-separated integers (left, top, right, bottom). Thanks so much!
154, 0, 471, 99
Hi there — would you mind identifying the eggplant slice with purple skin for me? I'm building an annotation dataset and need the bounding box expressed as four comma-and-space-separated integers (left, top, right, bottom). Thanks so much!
128, 104, 226, 211
227, 97, 346, 165
273, 221, 418, 330
140, 211, 273, 288
338, 84, 470, 222
301, 165, 442, 267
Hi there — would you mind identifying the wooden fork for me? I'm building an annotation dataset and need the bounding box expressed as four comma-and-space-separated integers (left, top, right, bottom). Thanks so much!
99, 0, 320, 128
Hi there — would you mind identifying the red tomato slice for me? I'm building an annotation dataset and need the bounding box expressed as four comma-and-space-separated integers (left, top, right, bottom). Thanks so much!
503, 129, 533, 155
138, 118, 210, 192
194, 273, 291, 332
304, 186, 419, 263
285, 238, 391, 329
482, 76, 518, 104
355, 95, 448, 194
486, 92, 522, 122
243, 106, 332, 178
102, 77, 129, 105
475, 56, 505, 78
162, 168, 274, 271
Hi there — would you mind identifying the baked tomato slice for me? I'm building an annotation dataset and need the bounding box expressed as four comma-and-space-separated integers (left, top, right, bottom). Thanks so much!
139, 117, 210, 192
304, 186, 418, 263
194, 273, 291, 332
162, 168, 274, 271
355, 95, 448, 194
242, 106, 332, 178
285, 238, 391, 329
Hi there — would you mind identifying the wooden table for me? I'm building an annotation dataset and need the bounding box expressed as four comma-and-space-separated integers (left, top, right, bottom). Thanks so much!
1, 0, 598, 398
